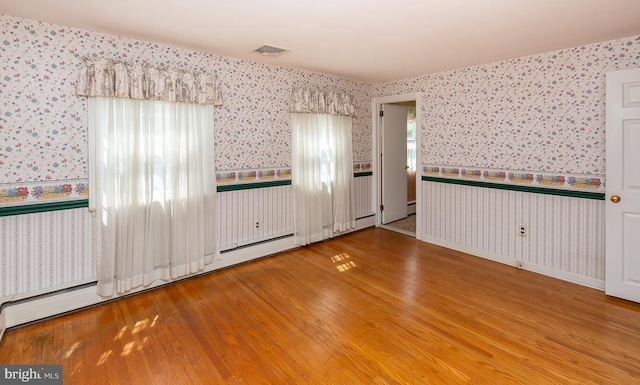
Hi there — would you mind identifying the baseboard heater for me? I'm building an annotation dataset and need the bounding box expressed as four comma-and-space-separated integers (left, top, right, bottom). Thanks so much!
0, 281, 99, 343
219, 233, 294, 253
0, 281, 96, 321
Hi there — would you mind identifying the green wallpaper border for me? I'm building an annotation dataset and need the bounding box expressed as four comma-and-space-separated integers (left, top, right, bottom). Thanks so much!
422, 176, 605, 200
216, 179, 292, 192
0, 199, 89, 217
354, 171, 373, 177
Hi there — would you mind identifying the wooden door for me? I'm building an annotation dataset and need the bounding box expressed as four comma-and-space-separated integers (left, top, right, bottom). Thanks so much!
605, 67, 640, 303
381, 104, 408, 224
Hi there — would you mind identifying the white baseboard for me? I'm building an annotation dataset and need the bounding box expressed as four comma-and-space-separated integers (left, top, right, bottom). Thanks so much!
208, 236, 297, 272
419, 233, 605, 291
523, 259, 604, 290
1, 278, 98, 307
3, 285, 104, 331
356, 215, 376, 230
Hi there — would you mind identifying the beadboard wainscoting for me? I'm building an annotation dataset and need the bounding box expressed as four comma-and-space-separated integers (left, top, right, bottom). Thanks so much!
217, 175, 375, 251
0, 207, 98, 343
354, 174, 375, 219
0, 207, 96, 300
421, 180, 605, 289
218, 185, 294, 252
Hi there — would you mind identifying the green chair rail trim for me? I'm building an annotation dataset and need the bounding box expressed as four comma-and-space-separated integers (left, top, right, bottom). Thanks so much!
216, 179, 292, 192
354, 171, 373, 177
0, 199, 90, 217
422, 176, 605, 200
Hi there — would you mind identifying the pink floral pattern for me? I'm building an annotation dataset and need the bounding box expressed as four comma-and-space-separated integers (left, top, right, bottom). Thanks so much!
0, 14, 372, 190
2, 13, 639, 205
0, 180, 89, 205
215, 168, 292, 184
373, 36, 640, 177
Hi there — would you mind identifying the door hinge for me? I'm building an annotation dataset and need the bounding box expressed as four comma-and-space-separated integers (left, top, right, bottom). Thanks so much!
379, 110, 384, 117
380, 204, 384, 211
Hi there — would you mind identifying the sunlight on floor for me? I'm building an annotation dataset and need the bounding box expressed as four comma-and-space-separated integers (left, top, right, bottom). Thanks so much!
331, 253, 350, 263
96, 315, 161, 365
336, 261, 357, 272
97, 350, 112, 366
64, 341, 81, 359
132, 319, 148, 334
114, 326, 127, 341
331, 253, 357, 272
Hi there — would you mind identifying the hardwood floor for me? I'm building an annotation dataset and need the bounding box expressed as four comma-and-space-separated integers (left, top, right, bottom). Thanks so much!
2, 227, 640, 384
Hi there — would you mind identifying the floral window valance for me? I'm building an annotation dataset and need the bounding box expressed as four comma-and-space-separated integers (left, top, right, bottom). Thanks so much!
290, 88, 355, 116
75, 56, 223, 105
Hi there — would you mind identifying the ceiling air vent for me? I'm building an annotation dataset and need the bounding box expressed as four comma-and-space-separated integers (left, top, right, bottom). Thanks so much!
252, 45, 290, 58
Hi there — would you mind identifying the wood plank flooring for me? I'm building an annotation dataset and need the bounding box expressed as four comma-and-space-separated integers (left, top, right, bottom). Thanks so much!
2, 227, 640, 384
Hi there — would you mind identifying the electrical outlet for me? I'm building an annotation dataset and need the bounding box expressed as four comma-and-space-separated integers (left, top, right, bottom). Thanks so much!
519, 225, 526, 237
255, 222, 260, 229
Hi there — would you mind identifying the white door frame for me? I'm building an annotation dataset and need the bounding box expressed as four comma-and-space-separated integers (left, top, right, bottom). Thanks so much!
381, 103, 410, 224
371, 92, 422, 237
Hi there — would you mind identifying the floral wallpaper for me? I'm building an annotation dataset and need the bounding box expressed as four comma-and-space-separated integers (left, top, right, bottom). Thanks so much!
373, 35, 640, 179
0, 14, 372, 204
2, 12, 640, 208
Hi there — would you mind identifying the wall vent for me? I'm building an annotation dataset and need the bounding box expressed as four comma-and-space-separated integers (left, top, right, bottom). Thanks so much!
252, 45, 290, 57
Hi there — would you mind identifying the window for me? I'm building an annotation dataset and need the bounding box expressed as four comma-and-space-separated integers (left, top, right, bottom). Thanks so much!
89, 97, 217, 296
407, 106, 417, 173
291, 113, 355, 245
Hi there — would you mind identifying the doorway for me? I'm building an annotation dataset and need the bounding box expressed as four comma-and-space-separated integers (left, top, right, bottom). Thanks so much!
372, 93, 422, 238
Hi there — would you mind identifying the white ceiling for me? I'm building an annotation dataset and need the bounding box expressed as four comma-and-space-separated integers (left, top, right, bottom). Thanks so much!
2, 0, 640, 83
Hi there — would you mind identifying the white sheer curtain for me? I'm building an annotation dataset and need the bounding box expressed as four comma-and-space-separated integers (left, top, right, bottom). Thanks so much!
292, 113, 355, 245
89, 97, 217, 297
